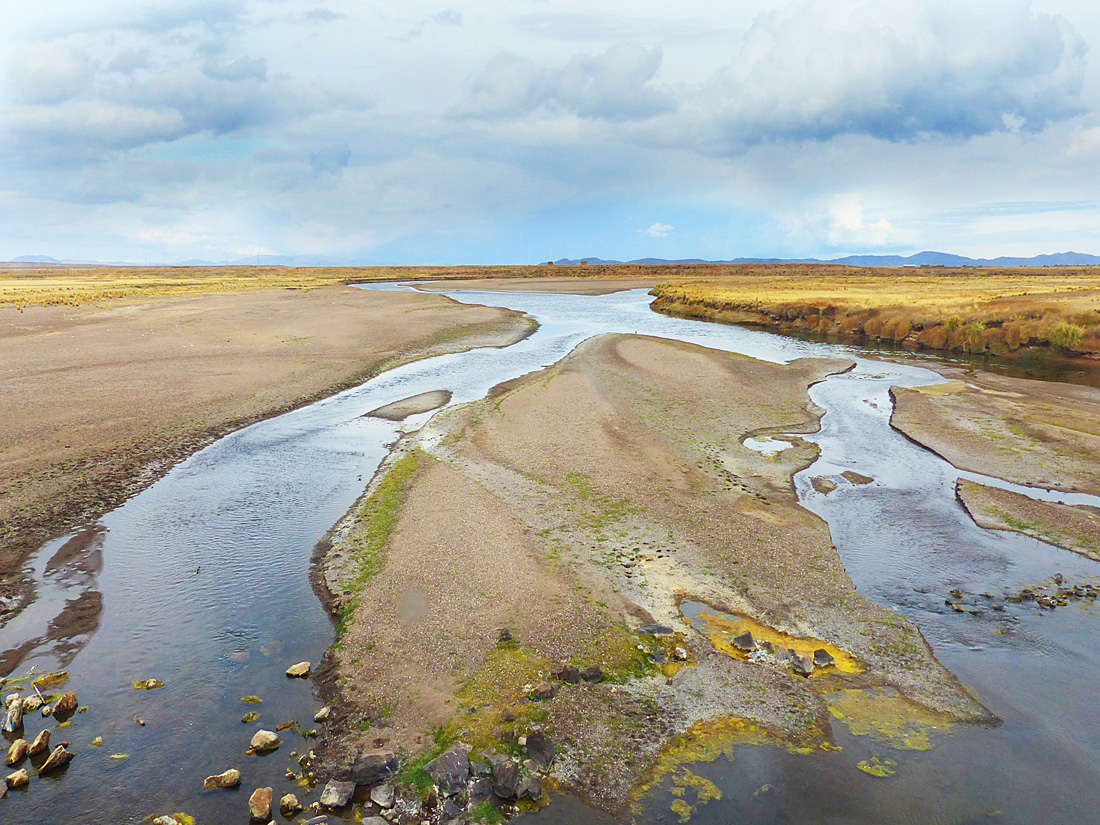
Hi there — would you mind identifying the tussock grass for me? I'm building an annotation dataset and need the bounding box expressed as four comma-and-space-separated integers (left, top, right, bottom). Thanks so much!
649, 265, 1100, 354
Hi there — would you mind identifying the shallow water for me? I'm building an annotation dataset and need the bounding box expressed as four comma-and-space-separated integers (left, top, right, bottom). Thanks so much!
2, 287, 1098, 824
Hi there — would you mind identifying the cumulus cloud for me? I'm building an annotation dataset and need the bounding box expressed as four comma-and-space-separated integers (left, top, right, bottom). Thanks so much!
7, 44, 95, 104
825, 195, 897, 247
451, 43, 674, 122
642, 222, 673, 237
701, 0, 1087, 147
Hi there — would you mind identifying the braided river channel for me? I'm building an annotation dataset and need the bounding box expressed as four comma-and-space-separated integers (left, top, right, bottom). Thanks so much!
3, 286, 1099, 824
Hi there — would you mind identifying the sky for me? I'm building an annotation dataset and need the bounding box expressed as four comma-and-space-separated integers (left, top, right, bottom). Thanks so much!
1, 0, 1099, 264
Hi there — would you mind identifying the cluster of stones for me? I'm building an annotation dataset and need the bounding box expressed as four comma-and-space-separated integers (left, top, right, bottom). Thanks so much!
947, 575, 1099, 614
2, 689, 79, 799
730, 630, 835, 677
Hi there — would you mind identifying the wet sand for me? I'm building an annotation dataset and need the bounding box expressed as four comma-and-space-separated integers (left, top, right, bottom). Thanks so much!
891, 370, 1100, 495
315, 333, 988, 818
0, 285, 532, 617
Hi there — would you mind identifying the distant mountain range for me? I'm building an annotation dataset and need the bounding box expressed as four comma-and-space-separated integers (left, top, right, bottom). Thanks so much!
6, 250, 1100, 268
551, 251, 1100, 267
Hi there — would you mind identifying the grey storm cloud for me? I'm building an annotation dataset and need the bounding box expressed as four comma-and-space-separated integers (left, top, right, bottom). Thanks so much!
700, 0, 1087, 147
451, 43, 675, 122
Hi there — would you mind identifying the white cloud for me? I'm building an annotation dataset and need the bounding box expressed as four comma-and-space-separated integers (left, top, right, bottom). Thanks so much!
825, 195, 897, 247
643, 222, 673, 237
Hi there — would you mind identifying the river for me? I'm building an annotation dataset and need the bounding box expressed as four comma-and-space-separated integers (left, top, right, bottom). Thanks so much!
2, 286, 1098, 824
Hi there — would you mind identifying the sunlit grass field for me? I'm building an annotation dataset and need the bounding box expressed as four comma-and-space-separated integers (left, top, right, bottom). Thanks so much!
649, 265, 1100, 354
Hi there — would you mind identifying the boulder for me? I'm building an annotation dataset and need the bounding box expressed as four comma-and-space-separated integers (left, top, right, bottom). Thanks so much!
319, 780, 354, 808
313, 706, 331, 723
440, 798, 464, 820
552, 664, 581, 684
280, 793, 303, 816
203, 768, 242, 790
532, 683, 556, 702
732, 631, 755, 651
6, 768, 29, 788
5, 739, 27, 766
525, 728, 555, 771
52, 692, 79, 717
424, 744, 469, 796
39, 745, 74, 774
787, 650, 814, 677
2, 702, 23, 735
469, 776, 494, 802
491, 758, 519, 798
248, 787, 273, 821
369, 783, 395, 808
286, 662, 311, 678
21, 695, 42, 713
28, 729, 50, 757
351, 749, 397, 786
518, 775, 543, 801
250, 730, 280, 752
812, 649, 835, 667
637, 624, 673, 635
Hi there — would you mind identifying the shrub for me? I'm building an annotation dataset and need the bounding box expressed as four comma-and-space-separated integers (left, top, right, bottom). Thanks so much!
1050, 322, 1084, 350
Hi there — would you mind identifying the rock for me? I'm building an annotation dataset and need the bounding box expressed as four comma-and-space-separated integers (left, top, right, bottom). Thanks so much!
241, 711, 259, 723
134, 679, 164, 690
250, 730, 280, 752
637, 624, 674, 635
5, 739, 27, 766
320, 780, 355, 808
361, 819, 387, 825
248, 787, 273, 821
313, 706, 331, 723
28, 730, 50, 757
6, 768, 29, 788
91, 736, 103, 747
2, 701, 23, 734
440, 798, 464, 820
532, 683, 556, 702
3, 693, 18, 707
39, 745, 74, 774
581, 665, 604, 682
497, 628, 513, 643
425, 744, 470, 796
525, 728, 555, 771
52, 692, 79, 717
351, 749, 397, 786
499, 708, 516, 722
21, 695, 42, 713
152, 817, 181, 825
491, 758, 520, 798
203, 768, 242, 789
812, 649, 835, 667
280, 793, 304, 816
517, 775, 543, 801
552, 664, 581, 684
303, 818, 332, 825
469, 776, 494, 803
286, 662, 311, 678
732, 631, 755, 651
787, 650, 814, 677
673, 647, 689, 661
369, 782, 395, 808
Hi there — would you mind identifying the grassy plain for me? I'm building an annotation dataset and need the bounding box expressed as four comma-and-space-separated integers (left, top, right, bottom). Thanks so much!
650, 265, 1100, 354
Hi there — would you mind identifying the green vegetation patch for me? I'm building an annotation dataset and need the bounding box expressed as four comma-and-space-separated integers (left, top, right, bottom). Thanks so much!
350, 450, 422, 589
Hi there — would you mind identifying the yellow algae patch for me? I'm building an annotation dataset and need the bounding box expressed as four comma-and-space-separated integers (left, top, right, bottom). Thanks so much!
690, 607, 863, 676
857, 755, 898, 777
668, 768, 722, 822
908, 380, 968, 397
827, 687, 952, 751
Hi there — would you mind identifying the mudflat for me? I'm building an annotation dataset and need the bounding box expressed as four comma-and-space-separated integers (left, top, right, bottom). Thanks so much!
315, 333, 988, 818
0, 285, 532, 611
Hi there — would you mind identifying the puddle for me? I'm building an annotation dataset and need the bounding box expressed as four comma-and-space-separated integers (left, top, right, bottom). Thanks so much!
742, 436, 795, 457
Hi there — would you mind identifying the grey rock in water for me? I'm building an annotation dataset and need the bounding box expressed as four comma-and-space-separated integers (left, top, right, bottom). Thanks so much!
525, 728, 555, 771
812, 648, 835, 667
285, 661, 311, 678
152, 817, 182, 825
351, 749, 397, 786
280, 793, 304, 817
39, 745, 74, 774
732, 631, 755, 651
203, 768, 241, 789
250, 730, 280, 752
638, 624, 674, 635
5, 739, 27, 767
2, 702, 23, 735
313, 706, 331, 723
248, 787, 273, 821
303, 817, 332, 825
425, 744, 470, 796
6, 768, 29, 788
492, 758, 520, 798
320, 780, 355, 808
518, 775, 543, 801
369, 782, 395, 808
28, 729, 50, 757
51, 692, 79, 717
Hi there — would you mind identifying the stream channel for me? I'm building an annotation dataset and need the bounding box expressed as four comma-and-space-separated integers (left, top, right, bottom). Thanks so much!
2, 286, 1100, 824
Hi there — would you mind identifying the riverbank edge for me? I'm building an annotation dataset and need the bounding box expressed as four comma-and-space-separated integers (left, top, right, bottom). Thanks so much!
0, 299, 536, 631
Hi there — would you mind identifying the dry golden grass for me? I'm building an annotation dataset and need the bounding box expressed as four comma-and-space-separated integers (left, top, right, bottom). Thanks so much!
649, 264, 1100, 354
